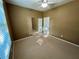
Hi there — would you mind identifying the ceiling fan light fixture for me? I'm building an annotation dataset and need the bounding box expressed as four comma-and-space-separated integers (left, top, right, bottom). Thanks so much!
41, 2, 48, 8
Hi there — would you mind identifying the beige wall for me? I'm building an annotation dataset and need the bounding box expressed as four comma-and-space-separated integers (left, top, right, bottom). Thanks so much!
6, 3, 42, 40
43, 1, 79, 44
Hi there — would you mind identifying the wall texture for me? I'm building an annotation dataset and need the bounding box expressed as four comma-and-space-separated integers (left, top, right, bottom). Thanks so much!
43, 1, 79, 44
6, 3, 42, 40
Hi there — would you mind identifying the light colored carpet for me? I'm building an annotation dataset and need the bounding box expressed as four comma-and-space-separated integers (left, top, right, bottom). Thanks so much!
14, 35, 79, 59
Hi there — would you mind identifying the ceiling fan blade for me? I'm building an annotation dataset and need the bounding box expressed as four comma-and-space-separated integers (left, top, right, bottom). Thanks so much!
47, 2, 56, 4
33, 0, 42, 5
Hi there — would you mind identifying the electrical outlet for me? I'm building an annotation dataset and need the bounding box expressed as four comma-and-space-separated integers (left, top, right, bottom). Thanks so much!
61, 35, 63, 37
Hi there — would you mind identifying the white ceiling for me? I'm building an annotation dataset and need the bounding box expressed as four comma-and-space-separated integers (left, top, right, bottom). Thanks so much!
5, 0, 73, 11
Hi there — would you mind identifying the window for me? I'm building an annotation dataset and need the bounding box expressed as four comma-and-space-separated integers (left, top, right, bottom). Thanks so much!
38, 17, 50, 35
43, 17, 50, 35
38, 18, 42, 33
0, 1, 11, 59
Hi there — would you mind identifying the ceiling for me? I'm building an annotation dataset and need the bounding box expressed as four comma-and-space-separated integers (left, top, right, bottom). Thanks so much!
5, 0, 73, 11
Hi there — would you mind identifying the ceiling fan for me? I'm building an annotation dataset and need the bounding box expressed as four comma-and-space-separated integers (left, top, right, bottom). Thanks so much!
38, 0, 56, 8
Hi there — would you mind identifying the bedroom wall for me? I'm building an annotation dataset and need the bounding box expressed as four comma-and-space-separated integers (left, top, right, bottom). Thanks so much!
6, 3, 42, 40
43, 1, 79, 44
